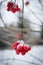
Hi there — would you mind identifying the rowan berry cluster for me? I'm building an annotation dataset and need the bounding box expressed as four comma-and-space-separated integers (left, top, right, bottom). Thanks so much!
7, 1, 29, 13
12, 40, 31, 55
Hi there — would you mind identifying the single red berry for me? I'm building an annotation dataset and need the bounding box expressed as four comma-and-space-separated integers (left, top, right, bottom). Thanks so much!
12, 42, 19, 46
17, 46, 23, 52
17, 33, 22, 38
25, 1, 30, 6
23, 46, 28, 52
21, 50, 26, 55
27, 47, 31, 51
11, 42, 19, 50
16, 48, 20, 54
23, 46, 31, 52
16, 7, 20, 11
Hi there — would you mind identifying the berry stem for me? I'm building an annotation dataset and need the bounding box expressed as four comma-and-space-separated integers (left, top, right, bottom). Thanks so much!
20, 0, 24, 40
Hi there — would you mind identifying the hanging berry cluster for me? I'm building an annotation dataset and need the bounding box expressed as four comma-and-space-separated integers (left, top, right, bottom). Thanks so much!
7, 0, 31, 55
7, 1, 30, 13
7, 2, 20, 13
11, 40, 31, 55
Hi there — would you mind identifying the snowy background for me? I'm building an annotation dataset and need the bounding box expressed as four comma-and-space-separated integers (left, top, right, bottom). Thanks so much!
0, 46, 43, 65
0, 0, 43, 65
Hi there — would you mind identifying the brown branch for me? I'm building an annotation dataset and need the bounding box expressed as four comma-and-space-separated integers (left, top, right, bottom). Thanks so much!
20, 0, 24, 40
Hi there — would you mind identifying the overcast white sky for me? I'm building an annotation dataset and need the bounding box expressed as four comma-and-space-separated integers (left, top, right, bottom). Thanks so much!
0, 0, 43, 31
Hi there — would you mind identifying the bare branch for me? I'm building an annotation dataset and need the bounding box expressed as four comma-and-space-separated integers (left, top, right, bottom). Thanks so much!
0, 0, 7, 28
39, 0, 43, 8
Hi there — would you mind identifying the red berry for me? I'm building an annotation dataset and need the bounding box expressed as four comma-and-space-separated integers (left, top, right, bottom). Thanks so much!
25, 1, 30, 6
15, 5, 20, 12
13, 4, 20, 12
21, 50, 26, 55
10, 7, 16, 13
24, 46, 28, 51
7, 2, 13, 7
17, 33, 22, 37
12, 42, 19, 46
27, 47, 31, 51
23, 46, 31, 52
16, 49, 20, 54
18, 46, 23, 52
11, 42, 19, 50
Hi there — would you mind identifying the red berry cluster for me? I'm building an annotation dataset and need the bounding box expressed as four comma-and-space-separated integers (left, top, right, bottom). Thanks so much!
11, 41, 31, 55
16, 45, 31, 55
7, 2, 21, 13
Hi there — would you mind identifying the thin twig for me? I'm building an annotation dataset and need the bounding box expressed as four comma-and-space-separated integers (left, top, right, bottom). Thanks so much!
39, 0, 43, 8
20, 0, 24, 40
0, 0, 7, 28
